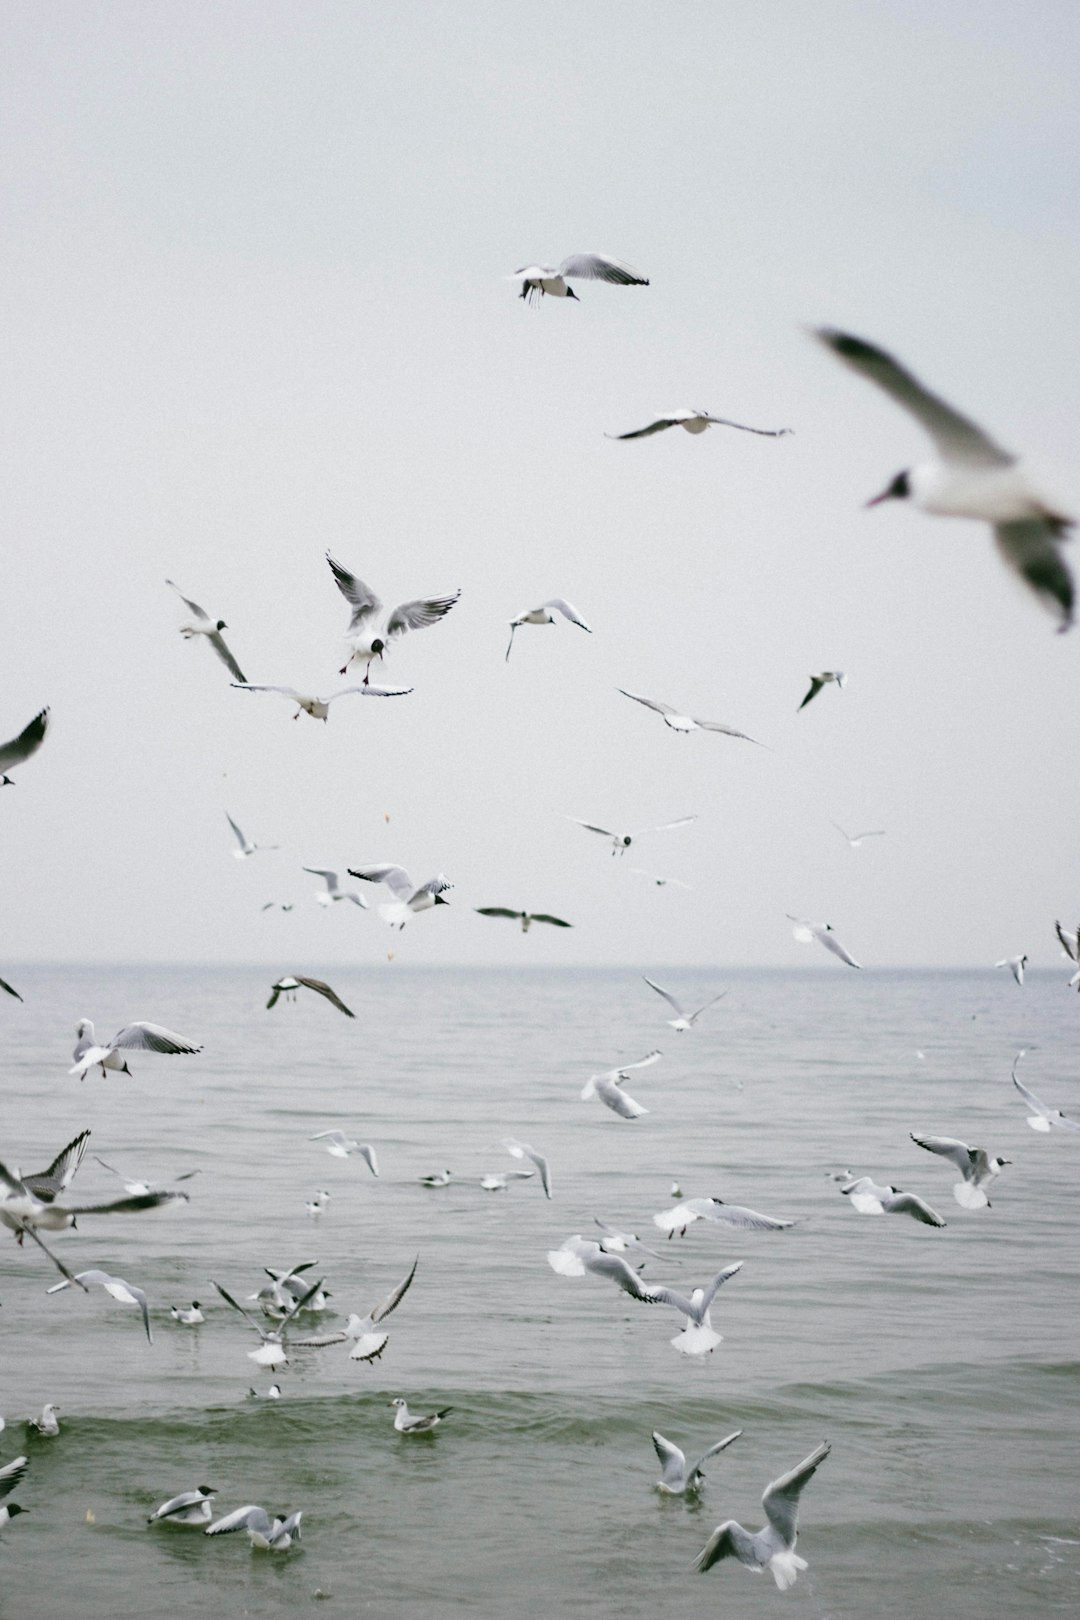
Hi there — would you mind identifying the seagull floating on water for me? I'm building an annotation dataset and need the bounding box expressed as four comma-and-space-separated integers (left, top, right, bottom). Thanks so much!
653, 1429, 743, 1495
419, 1170, 454, 1187
170, 1302, 204, 1325
166, 580, 246, 682
505, 598, 591, 661
510, 253, 648, 304
28, 1404, 60, 1437
581, 1050, 661, 1119
816, 328, 1074, 629
910, 1133, 1009, 1208
618, 689, 762, 743
148, 1486, 216, 1527
0, 706, 50, 786
206, 1505, 302, 1550
326, 554, 460, 681
390, 1397, 452, 1433
799, 671, 846, 710
1011, 1050, 1080, 1131
267, 976, 355, 1017
695, 1440, 831, 1590
642, 976, 726, 1032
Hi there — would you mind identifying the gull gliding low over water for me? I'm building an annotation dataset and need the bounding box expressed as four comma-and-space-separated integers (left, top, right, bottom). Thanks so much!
1011, 1050, 1080, 1130
310, 1131, 378, 1174
212, 1274, 327, 1368
618, 689, 762, 743
509, 253, 649, 303
910, 1132, 1010, 1208
787, 916, 862, 968
70, 1019, 203, 1080
642, 976, 726, 1031
816, 328, 1074, 629
502, 1138, 552, 1198
995, 953, 1027, 985
0, 706, 50, 786
266, 976, 355, 1017
695, 1440, 831, 1590
290, 1257, 417, 1362
505, 598, 591, 661
581, 1049, 661, 1119
47, 1268, 155, 1343
653, 1428, 743, 1495
652, 1196, 796, 1237
838, 1174, 946, 1226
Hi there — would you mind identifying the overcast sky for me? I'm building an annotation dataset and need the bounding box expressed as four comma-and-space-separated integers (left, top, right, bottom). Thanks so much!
3, 1, 1079, 969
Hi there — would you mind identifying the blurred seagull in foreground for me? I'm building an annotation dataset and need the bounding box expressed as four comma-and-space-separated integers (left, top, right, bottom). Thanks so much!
502, 1138, 552, 1198
505, 598, 591, 661
225, 813, 277, 859
995, 953, 1027, 985
70, 1019, 203, 1080
510, 253, 648, 303
610, 408, 790, 441
475, 907, 572, 933
205, 1505, 302, 1550
695, 1440, 831, 1590
799, 671, 846, 710
1011, 1050, 1080, 1131
838, 1174, 946, 1226
21, 1130, 90, 1204
787, 916, 862, 968
347, 865, 452, 928
653, 1196, 796, 1237
266, 976, 354, 1017
618, 689, 762, 743
1054, 921, 1080, 987
47, 1268, 155, 1342
326, 553, 460, 681
581, 1050, 661, 1119
390, 1398, 452, 1433
166, 580, 246, 683
148, 1486, 215, 1526
231, 681, 412, 720
642, 976, 726, 1032
0, 706, 50, 786
0, 1454, 29, 1524
653, 1429, 743, 1495
310, 1131, 378, 1174
303, 868, 368, 909
816, 328, 1074, 629
290, 1257, 417, 1362
910, 1133, 1009, 1208
565, 814, 696, 857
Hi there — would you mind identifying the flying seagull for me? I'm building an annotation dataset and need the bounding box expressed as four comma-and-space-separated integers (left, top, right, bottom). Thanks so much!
47, 1268, 155, 1343
815, 328, 1074, 629
546, 1235, 663, 1299
502, 1138, 552, 1198
652, 1196, 796, 1237
309, 1131, 378, 1174
787, 916, 862, 968
642, 976, 726, 1032
0, 706, 50, 786
799, 671, 846, 710
325, 553, 460, 681
910, 1133, 1010, 1208
618, 689, 761, 743
0, 1454, 29, 1528
609, 408, 791, 441
475, 907, 572, 933
652, 1429, 743, 1496
510, 253, 648, 303
226, 813, 277, 859
266, 976, 355, 1017
581, 1050, 661, 1119
291, 1256, 417, 1362
591, 1217, 666, 1261
70, 1019, 203, 1080
303, 868, 369, 908
644, 1262, 746, 1356
166, 580, 246, 682
505, 598, 591, 661
21, 1130, 90, 1203
212, 1274, 326, 1368
695, 1440, 831, 1590
347, 865, 452, 928
92, 1156, 199, 1197
995, 953, 1027, 985
231, 681, 413, 720
832, 824, 885, 848
1011, 1049, 1080, 1131
0, 1160, 186, 1287
565, 814, 696, 857
838, 1174, 946, 1226
1054, 921, 1080, 988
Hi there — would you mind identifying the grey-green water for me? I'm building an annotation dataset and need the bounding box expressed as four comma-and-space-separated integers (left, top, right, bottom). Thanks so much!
1, 965, 1078, 1617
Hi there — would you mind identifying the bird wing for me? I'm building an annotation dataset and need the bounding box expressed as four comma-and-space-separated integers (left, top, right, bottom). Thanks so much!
266, 983, 285, 1009
910, 1133, 975, 1173
691, 716, 761, 743
23, 1129, 90, 1200
165, 579, 210, 621
704, 1202, 794, 1231
110, 1023, 203, 1055
541, 598, 590, 631
642, 976, 684, 1017
614, 1049, 663, 1075
348, 863, 415, 898
993, 520, 1074, 630
799, 676, 825, 710
0, 1456, 28, 1500
618, 688, 676, 717
412, 875, 452, 903
205, 1505, 272, 1537
1055, 921, 1079, 962
296, 978, 355, 1018
762, 1441, 832, 1543
815, 329, 1013, 467
504, 1139, 551, 1197
231, 683, 303, 701
883, 1191, 947, 1226
60, 1190, 189, 1216
369, 1255, 419, 1324
582, 1250, 661, 1299
695, 1520, 752, 1573
287, 1331, 348, 1349
700, 414, 791, 437
384, 590, 461, 639
689, 991, 727, 1022
557, 253, 649, 285
278, 1275, 328, 1330
475, 908, 523, 920
303, 867, 338, 888
633, 816, 697, 836
0, 706, 51, 772
325, 553, 382, 631
0, 974, 23, 1000
564, 817, 615, 838
687, 1430, 744, 1481
816, 928, 862, 968
593, 1077, 647, 1118
206, 630, 246, 683
609, 417, 679, 440
530, 914, 572, 929
651, 1431, 687, 1487
325, 684, 414, 700
225, 813, 248, 851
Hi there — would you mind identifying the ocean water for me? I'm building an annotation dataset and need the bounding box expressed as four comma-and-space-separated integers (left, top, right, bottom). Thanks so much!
1, 963, 1078, 1618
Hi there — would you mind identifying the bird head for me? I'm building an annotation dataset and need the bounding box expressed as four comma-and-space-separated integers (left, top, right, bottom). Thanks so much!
566, 286, 579, 300
434, 892, 450, 906
215, 619, 228, 631
6, 1504, 26, 1518
866, 469, 911, 507
371, 639, 385, 657
621, 835, 632, 847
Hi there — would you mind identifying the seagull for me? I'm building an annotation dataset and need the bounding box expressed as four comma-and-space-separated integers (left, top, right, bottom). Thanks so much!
166, 579, 246, 681
799, 671, 847, 710
815, 328, 1074, 629
832, 823, 885, 848
646, 1263, 746, 1356
617, 689, 762, 743
0, 1454, 29, 1527
510, 253, 648, 304
148, 1486, 216, 1526
170, 1302, 204, 1325
479, 1170, 534, 1191
592, 1217, 666, 1261
225, 813, 277, 859
69, 1018, 203, 1080
642, 976, 726, 1032
565, 815, 697, 857
1011, 1050, 1080, 1131
212, 1274, 326, 1368
390, 1398, 452, 1433
609, 408, 791, 441
247, 1384, 283, 1400
305, 1189, 331, 1215
838, 1174, 946, 1226
505, 598, 591, 661
1054, 921, 1080, 988
629, 869, 693, 890
47, 1268, 155, 1342
291, 1257, 417, 1362
787, 916, 862, 968
21, 1130, 90, 1203
475, 907, 572, 933
910, 1133, 1010, 1208
303, 868, 369, 909
546, 1236, 662, 1299
419, 1170, 454, 1188
91, 1156, 199, 1197
653, 1429, 743, 1495
261, 901, 295, 912
0, 1163, 185, 1289
695, 1440, 831, 1590
652, 1196, 796, 1237
266, 976, 355, 1017
581, 1049, 661, 1119
995, 954, 1027, 985
347, 864, 452, 928
326, 553, 461, 681
205, 1505, 302, 1550
230, 681, 413, 720
502, 1138, 552, 1198
0, 706, 50, 786
310, 1131, 378, 1174
28, 1404, 60, 1437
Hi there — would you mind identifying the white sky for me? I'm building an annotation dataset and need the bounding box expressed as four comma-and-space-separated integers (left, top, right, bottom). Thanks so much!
3, 0, 1079, 967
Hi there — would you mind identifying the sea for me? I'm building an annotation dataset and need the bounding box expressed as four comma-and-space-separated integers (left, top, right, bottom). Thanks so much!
1, 963, 1077, 1618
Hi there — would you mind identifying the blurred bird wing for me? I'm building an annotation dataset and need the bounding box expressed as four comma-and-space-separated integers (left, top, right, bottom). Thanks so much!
0, 707, 51, 772
296, 978, 355, 1017
165, 579, 210, 621
325, 553, 382, 630
369, 1255, 419, 1323
542, 597, 590, 631
207, 631, 246, 683
110, 1023, 202, 1055
557, 253, 648, 285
